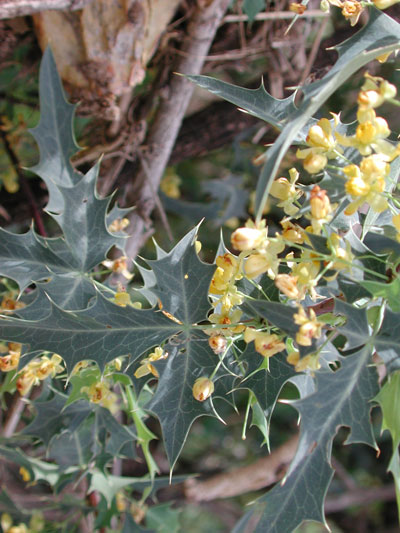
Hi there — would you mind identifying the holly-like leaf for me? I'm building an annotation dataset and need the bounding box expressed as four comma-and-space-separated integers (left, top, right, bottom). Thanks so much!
361, 277, 400, 313
29, 47, 81, 213
22, 391, 91, 446
334, 298, 370, 350
147, 337, 220, 469
146, 227, 214, 324
186, 76, 297, 132
0, 227, 76, 292
0, 288, 180, 372
50, 162, 126, 270
248, 346, 378, 532
146, 503, 181, 533
89, 471, 188, 506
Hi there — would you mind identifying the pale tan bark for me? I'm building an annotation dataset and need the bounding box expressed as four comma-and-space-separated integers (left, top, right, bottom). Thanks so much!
0, 0, 92, 19
184, 434, 299, 501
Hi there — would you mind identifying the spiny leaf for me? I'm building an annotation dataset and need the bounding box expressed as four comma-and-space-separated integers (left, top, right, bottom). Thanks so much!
147, 337, 221, 469
186, 76, 297, 131
146, 227, 214, 324
0, 288, 180, 373
51, 162, 126, 270
0, 227, 77, 292
90, 471, 189, 506
29, 47, 82, 213
22, 391, 91, 446
334, 298, 370, 350
250, 346, 378, 532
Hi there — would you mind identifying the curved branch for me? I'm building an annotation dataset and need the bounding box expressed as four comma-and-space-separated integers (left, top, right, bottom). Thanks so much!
0, 0, 93, 19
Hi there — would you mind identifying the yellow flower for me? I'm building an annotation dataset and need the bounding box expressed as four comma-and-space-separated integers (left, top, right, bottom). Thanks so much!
289, 2, 306, 13
288, 250, 321, 300
275, 274, 300, 300
295, 354, 321, 373
286, 350, 300, 366
81, 380, 119, 413
296, 115, 341, 174
269, 168, 303, 216
0, 343, 21, 372
280, 220, 304, 244
19, 466, 31, 482
102, 257, 133, 280
192, 377, 214, 402
134, 346, 168, 379
34, 354, 64, 380
231, 227, 263, 251
328, 233, 354, 272
294, 306, 323, 346
108, 217, 129, 233
113, 290, 131, 307
244, 328, 286, 358
160, 172, 181, 199
16, 369, 39, 396
310, 185, 332, 220
204, 308, 244, 336
343, 155, 389, 215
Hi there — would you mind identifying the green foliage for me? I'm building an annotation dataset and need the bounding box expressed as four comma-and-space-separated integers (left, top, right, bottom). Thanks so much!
1, 7, 400, 531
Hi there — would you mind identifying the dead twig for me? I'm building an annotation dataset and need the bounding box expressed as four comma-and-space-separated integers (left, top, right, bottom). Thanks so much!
184, 434, 299, 501
122, 0, 233, 260
222, 10, 329, 23
0, 0, 93, 19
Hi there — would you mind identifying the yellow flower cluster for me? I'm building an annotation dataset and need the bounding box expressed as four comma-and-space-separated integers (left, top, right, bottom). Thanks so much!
1, 512, 44, 533
81, 379, 119, 413
16, 354, 64, 396
296, 115, 342, 174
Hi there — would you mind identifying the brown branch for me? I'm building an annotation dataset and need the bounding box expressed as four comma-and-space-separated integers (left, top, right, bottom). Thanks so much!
122, 0, 232, 260
325, 484, 396, 514
0, 0, 93, 19
184, 434, 299, 501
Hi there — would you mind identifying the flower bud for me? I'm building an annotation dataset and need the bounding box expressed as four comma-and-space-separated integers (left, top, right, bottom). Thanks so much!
244, 254, 269, 279
208, 335, 227, 354
310, 186, 331, 219
231, 227, 263, 251
303, 153, 327, 174
192, 377, 214, 401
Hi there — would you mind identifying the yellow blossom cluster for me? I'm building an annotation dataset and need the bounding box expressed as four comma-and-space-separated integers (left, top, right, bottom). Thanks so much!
16, 354, 64, 396
296, 115, 342, 174
81, 379, 119, 413
1, 512, 44, 533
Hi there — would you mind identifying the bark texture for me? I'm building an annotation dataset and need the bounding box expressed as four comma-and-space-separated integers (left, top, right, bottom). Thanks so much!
0, 0, 92, 19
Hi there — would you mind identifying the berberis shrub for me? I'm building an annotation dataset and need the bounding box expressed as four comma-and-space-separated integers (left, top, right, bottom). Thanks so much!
1, 4, 400, 532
